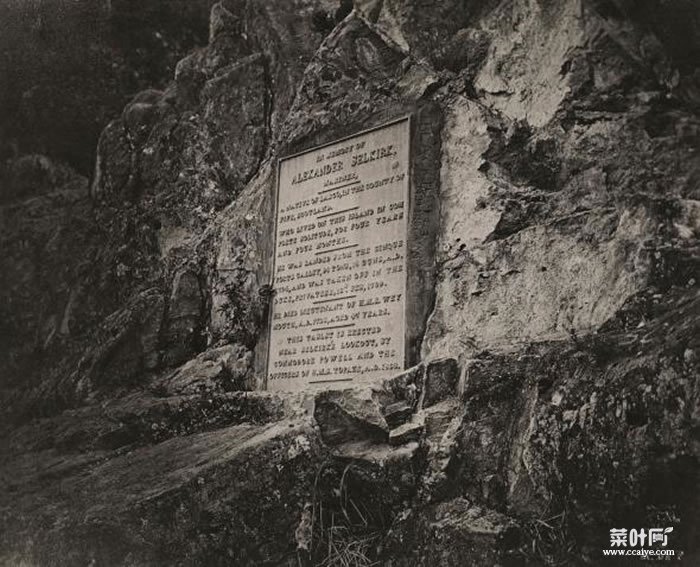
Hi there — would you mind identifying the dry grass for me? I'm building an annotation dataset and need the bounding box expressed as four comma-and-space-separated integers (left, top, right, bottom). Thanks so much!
519, 510, 578, 566
317, 526, 379, 567
309, 463, 384, 567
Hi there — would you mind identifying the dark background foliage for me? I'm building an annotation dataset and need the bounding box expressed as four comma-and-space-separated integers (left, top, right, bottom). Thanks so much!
0, 0, 215, 175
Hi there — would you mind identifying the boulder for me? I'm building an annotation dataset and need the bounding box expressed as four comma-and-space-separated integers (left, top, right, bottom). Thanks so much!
314, 388, 389, 445
161, 344, 252, 395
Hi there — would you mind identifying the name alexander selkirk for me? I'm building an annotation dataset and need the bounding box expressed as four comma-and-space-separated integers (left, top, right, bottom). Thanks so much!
290, 144, 397, 185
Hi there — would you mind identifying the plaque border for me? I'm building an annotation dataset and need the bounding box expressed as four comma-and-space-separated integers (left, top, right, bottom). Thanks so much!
265, 115, 412, 390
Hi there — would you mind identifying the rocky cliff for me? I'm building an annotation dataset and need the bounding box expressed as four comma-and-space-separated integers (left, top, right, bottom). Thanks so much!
1, 0, 699, 565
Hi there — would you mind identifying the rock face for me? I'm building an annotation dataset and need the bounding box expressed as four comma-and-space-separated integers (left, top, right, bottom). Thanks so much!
1, 0, 699, 565
383, 498, 521, 566
1, 419, 328, 565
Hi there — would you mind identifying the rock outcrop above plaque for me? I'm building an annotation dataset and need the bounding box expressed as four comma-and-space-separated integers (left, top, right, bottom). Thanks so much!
1, 0, 699, 565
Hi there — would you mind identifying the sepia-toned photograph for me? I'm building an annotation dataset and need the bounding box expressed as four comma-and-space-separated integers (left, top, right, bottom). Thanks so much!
1, 1, 698, 565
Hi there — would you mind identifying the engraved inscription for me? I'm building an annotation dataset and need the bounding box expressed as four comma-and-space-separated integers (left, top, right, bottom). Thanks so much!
268, 118, 410, 391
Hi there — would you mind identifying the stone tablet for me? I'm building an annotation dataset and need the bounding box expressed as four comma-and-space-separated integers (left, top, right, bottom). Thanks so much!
267, 117, 410, 391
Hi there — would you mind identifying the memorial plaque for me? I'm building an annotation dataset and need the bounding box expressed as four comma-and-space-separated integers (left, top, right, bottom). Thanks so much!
267, 117, 410, 391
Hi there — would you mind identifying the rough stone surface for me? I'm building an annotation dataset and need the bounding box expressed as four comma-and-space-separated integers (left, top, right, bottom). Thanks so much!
210, 160, 277, 361
0, 420, 328, 566
383, 498, 520, 566
314, 388, 389, 445
159, 344, 253, 395
381, 365, 425, 408
448, 289, 700, 562
382, 401, 413, 429
2, 390, 289, 455
422, 398, 461, 442
162, 268, 205, 367
389, 414, 425, 446
421, 357, 460, 408
1, 0, 699, 564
